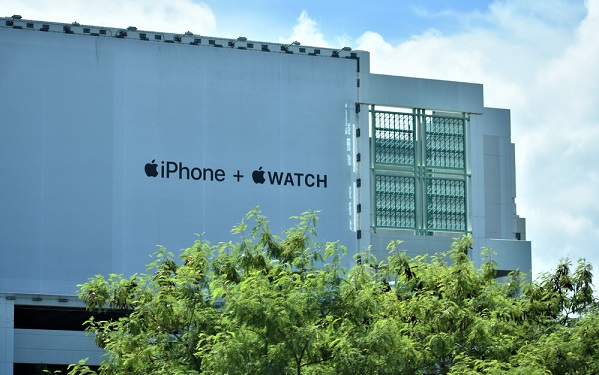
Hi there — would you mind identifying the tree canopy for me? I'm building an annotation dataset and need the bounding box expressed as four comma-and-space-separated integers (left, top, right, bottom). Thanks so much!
70, 209, 598, 374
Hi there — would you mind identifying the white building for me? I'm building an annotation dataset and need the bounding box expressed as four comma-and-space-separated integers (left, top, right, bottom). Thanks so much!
0, 16, 530, 374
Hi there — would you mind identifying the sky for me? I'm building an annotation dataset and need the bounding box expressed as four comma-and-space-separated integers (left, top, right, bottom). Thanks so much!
3, 0, 599, 281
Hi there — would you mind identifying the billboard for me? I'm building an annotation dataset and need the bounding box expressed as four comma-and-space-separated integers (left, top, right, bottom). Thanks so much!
0, 27, 359, 294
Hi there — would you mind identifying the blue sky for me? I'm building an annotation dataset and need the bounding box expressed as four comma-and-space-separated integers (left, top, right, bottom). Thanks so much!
4, 0, 599, 281
203, 0, 501, 43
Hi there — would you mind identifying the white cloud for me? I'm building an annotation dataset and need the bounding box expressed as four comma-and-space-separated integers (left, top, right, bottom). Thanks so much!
2, 0, 216, 34
522, 0, 599, 244
279, 10, 331, 48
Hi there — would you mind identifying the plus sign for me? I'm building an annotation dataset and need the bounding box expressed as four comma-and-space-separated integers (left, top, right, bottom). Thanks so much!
234, 170, 244, 182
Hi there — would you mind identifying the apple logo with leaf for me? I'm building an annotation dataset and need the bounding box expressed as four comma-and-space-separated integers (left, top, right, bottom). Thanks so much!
252, 167, 266, 184
145, 159, 159, 177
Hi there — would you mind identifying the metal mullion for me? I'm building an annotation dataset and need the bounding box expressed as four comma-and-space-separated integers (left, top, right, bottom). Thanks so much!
370, 105, 377, 231
413, 108, 425, 235
463, 112, 471, 232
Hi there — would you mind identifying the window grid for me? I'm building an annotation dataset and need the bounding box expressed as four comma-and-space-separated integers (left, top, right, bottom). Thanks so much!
372, 108, 468, 234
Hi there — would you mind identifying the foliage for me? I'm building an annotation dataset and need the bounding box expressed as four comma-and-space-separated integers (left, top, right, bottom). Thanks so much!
71, 209, 597, 374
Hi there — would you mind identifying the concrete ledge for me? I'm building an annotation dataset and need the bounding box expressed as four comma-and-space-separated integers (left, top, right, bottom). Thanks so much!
365, 74, 484, 114
484, 239, 532, 275
14, 329, 103, 366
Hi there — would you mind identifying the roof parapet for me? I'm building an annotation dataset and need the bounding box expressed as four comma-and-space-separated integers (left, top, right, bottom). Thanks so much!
1, 16, 362, 59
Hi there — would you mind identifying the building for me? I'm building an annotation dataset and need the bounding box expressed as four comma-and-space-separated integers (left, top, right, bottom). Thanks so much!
0, 16, 531, 374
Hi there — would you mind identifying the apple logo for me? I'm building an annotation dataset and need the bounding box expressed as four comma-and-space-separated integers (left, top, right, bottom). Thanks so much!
252, 167, 266, 184
145, 159, 159, 177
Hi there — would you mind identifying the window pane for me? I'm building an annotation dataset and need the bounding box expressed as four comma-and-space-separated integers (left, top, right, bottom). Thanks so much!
375, 175, 416, 229
426, 178, 467, 231
374, 112, 415, 165
425, 115, 465, 169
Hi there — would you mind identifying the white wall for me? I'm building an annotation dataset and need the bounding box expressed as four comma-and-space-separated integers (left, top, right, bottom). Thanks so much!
469, 108, 531, 272
0, 27, 362, 295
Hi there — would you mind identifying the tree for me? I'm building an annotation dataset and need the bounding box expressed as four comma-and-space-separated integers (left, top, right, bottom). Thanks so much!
70, 209, 598, 374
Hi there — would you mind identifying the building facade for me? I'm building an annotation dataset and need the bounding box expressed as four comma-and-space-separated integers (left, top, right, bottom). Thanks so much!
0, 16, 530, 373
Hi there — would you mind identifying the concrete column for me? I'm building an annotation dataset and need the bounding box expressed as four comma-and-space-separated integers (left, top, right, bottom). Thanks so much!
0, 296, 15, 375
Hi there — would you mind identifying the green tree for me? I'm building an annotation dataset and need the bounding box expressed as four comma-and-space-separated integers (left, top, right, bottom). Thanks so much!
70, 210, 597, 374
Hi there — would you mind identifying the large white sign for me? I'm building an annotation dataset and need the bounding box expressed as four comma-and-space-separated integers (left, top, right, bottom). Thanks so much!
0, 28, 358, 294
